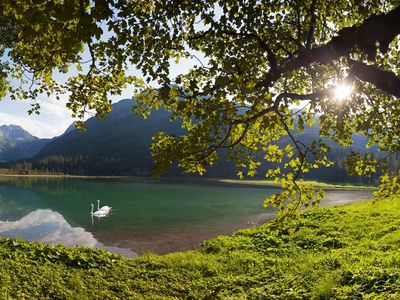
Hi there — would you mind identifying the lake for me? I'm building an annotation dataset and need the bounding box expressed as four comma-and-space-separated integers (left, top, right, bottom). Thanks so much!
0, 177, 372, 257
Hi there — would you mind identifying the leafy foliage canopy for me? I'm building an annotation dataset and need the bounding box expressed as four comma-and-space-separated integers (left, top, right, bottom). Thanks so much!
1, 0, 400, 216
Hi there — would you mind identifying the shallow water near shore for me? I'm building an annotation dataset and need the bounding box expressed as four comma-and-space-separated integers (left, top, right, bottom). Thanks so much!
0, 177, 372, 256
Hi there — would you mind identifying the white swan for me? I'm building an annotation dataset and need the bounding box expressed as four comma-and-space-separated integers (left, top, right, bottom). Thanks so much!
91, 204, 109, 217
97, 199, 112, 213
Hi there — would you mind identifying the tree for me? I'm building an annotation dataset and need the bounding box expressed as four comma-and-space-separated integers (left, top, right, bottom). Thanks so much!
1, 1, 400, 217
0, 3, 16, 99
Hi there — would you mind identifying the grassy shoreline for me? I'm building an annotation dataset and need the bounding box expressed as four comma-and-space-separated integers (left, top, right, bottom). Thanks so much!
0, 173, 374, 190
1, 195, 399, 298
215, 178, 374, 190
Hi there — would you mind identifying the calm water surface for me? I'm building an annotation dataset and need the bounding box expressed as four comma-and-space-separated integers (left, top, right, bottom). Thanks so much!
0, 177, 372, 256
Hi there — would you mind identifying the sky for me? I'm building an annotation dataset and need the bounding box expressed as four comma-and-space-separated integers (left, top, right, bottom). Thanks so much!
0, 8, 214, 139
0, 42, 133, 138
0, 93, 75, 139
0, 84, 136, 139
0, 54, 202, 139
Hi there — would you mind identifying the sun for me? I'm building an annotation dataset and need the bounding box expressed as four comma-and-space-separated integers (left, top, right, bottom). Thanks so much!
333, 83, 353, 101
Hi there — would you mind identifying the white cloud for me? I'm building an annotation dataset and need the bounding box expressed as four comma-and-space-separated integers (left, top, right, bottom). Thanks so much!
0, 93, 78, 138
40, 93, 73, 118
0, 111, 72, 139
0, 209, 138, 257
0, 91, 114, 138
41, 101, 70, 119
0, 209, 100, 247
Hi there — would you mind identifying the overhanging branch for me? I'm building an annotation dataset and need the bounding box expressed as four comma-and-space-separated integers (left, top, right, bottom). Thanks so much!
350, 60, 400, 97
256, 5, 400, 90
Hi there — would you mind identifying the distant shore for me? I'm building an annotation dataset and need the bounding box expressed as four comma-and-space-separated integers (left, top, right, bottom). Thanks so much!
0, 173, 133, 179
214, 178, 374, 190
0, 173, 374, 190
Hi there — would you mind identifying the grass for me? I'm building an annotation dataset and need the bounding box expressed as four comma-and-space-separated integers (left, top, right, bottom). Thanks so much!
216, 178, 374, 190
1, 195, 400, 299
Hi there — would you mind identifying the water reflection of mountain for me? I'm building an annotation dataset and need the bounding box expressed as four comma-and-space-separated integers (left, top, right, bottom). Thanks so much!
0, 177, 274, 232
0, 209, 137, 257
0, 209, 99, 247
0, 185, 46, 221
0, 178, 97, 228
0, 177, 373, 255
0, 177, 276, 253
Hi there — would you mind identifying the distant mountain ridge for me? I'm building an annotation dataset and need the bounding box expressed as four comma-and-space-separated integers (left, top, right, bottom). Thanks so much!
0, 125, 49, 161
0, 125, 34, 141
28, 99, 185, 176
7, 99, 388, 182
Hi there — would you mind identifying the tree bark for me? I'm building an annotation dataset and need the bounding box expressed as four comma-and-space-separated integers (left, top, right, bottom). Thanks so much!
256, 5, 400, 92
350, 60, 400, 97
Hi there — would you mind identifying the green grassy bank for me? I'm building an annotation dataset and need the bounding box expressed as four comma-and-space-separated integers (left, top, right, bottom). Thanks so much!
1, 196, 400, 299
216, 178, 373, 190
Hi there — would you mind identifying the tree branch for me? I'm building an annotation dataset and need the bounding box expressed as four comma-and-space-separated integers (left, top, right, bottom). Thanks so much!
217, 29, 278, 74
256, 5, 400, 89
350, 59, 400, 97
306, 0, 317, 49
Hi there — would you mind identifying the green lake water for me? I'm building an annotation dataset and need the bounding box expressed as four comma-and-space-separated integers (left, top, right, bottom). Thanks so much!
0, 177, 372, 256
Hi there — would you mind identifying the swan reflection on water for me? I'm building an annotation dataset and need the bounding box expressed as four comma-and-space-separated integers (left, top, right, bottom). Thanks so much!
0, 209, 137, 258
97, 199, 112, 214
90, 201, 113, 226
90, 210, 110, 226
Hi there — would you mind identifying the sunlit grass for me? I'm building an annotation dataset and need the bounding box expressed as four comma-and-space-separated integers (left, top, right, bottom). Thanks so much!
216, 178, 373, 190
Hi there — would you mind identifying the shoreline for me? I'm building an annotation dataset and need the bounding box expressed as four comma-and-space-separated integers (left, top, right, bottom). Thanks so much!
0, 173, 374, 190
214, 178, 374, 190
0, 173, 133, 179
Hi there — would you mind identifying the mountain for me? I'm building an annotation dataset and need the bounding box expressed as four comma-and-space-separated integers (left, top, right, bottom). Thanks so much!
0, 124, 34, 141
0, 125, 50, 161
29, 99, 185, 176
22, 99, 385, 182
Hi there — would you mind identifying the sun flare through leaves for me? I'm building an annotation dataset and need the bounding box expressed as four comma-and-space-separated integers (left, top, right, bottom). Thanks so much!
333, 83, 353, 101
